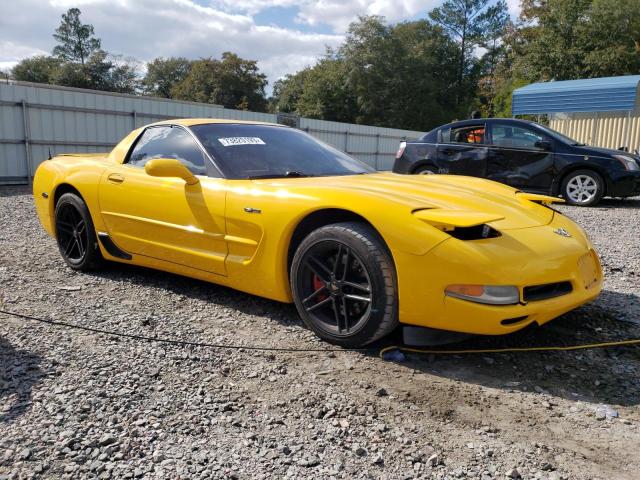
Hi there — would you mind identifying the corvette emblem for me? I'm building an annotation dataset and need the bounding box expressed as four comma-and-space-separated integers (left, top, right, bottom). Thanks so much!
554, 228, 571, 238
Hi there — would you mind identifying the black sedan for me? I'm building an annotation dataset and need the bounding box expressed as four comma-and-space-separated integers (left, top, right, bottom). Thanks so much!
393, 118, 640, 206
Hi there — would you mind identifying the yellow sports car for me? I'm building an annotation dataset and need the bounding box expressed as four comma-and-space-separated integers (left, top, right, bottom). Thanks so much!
33, 119, 603, 347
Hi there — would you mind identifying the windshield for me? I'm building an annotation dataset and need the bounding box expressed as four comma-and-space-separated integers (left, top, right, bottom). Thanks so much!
536, 124, 585, 145
190, 124, 375, 179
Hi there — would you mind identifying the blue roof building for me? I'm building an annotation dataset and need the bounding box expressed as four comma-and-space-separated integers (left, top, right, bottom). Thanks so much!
512, 76, 640, 152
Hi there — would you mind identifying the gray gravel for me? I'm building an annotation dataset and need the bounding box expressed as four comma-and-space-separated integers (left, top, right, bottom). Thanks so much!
1, 186, 639, 480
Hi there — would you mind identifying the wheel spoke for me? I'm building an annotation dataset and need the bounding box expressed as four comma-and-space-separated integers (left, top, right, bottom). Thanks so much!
332, 244, 343, 275
342, 281, 370, 293
340, 296, 349, 332
63, 237, 76, 256
331, 298, 343, 332
344, 293, 372, 303
305, 296, 332, 312
341, 247, 350, 281
303, 285, 327, 304
305, 256, 332, 282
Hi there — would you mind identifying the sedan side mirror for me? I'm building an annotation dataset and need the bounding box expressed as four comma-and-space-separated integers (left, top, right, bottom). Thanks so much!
145, 158, 199, 185
534, 140, 552, 151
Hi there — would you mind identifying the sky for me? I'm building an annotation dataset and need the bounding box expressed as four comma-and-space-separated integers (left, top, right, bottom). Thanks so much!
0, 0, 522, 92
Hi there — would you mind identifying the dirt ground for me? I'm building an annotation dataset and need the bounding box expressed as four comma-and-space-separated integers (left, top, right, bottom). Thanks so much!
1, 186, 639, 480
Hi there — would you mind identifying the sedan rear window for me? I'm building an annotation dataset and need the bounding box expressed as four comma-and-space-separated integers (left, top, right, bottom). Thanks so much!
190, 124, 374, 179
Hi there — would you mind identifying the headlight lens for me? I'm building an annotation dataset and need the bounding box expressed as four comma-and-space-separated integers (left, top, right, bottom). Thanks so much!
445, 284, 520, 305
612, 154, 640, 171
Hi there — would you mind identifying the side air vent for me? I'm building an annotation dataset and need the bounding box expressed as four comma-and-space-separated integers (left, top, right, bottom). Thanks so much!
449, 224, 501, 241
523, 281, 572, 302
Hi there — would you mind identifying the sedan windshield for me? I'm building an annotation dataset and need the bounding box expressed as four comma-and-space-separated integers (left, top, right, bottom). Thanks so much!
536, 124, 585, 146
190, 124, 375, 179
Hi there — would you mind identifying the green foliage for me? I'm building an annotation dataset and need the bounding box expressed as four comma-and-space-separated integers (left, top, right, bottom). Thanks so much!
171, 53, 268, 111
515, 0, 640, 80
11, 56, 61, 84
52, 8, 101, 65
141, 57, 193, 98
269, 16, 464, 130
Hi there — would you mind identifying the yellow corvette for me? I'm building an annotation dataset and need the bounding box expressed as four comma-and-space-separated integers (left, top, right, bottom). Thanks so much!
33, 119, 603, 346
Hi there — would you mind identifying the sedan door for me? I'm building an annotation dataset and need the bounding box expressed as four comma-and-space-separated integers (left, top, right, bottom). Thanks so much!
98, 125, 228, 276
486, 123, 555, 190
436, 123, 489, 176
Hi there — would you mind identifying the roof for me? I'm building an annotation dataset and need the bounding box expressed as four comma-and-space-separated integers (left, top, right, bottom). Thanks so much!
150, 118, 280, 127
512, 75, 640, 115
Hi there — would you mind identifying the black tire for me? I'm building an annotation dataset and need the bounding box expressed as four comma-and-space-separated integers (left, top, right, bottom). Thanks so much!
560, 169, 605, 206
54, 193, 103, 271
414, 165, 437, 175
290, 222, 398, 347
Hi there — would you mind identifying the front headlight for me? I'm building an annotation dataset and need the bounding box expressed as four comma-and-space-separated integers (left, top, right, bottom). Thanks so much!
612, 154, 640, 171
445, 284, 520, 305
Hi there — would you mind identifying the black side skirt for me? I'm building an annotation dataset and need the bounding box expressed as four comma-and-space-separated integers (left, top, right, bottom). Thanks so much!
97, 232, 132, 260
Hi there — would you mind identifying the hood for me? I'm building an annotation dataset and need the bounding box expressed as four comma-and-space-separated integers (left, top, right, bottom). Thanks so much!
572, 145, 638, 159
256, 172, 555, 230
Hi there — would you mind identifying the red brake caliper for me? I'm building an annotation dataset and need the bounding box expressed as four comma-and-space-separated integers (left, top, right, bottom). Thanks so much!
313, 274, 328, 301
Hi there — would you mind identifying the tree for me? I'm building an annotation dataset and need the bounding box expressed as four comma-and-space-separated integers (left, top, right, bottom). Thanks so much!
53, 8, 101, 66
429, 0, 509, 99
141, 57, 193, 98
172, 53, 268, 111
56, 50, 138, 93
515, 0, 640, 81
580, 0, 640, 77
11, 56, 61, 84
295, 57, 357, 123
270, 69, 310, 113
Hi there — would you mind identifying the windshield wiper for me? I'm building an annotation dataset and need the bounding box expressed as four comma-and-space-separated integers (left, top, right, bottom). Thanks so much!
249, 171, 312, 179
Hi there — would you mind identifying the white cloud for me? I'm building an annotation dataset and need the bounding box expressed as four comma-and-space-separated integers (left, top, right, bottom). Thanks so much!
505, 0, 521, 18
296, 0, 440, 32
0, 0, 342, 88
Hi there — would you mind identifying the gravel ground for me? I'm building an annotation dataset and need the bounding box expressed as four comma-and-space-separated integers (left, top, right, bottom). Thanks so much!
1, 186, 639, 480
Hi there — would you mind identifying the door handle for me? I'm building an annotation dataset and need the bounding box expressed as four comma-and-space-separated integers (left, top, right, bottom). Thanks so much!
107, 173, 125, 184
442, 148, 454, 155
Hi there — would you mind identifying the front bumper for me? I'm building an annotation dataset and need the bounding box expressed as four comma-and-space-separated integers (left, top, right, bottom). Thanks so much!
395, 212, 603, 335
608, 170, 640, 197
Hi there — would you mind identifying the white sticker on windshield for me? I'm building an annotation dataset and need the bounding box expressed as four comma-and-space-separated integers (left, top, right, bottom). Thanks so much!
218, 137, 266, 147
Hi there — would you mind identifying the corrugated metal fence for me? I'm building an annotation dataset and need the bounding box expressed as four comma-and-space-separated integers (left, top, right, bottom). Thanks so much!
549, 111, 640, 152
0, 81, 425, 184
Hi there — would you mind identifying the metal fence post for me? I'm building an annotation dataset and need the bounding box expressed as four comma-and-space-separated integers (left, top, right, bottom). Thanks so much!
375, 133, 380, 170
590, 112, 599, 146
344, 130, 349, 153
132, 109, 137, 129
21, 100, 33, 184
623, 110, 631, 151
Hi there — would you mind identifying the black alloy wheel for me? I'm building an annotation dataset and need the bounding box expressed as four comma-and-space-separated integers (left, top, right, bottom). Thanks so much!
291, 222, 398, 347
54, 193, 103, 270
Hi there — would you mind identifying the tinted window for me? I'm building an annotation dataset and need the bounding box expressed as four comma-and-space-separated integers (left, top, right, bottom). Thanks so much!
491, 125, 546, 150
128, 126, 208, 175
190, 124, 375, 179
446, 125, 486, 144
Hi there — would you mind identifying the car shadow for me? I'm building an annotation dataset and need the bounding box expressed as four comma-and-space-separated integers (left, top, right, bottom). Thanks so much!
591, 196, 640, 209
84, 263, 640, 407
0, 335, 44, 423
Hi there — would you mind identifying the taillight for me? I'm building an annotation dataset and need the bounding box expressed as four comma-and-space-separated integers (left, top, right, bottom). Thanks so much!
395, 141, 406, 159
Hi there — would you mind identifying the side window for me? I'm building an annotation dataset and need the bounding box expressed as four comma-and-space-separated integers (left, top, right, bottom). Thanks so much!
491, 125, 546, 150
127, 126, 208, 175
448, 125, 486, 144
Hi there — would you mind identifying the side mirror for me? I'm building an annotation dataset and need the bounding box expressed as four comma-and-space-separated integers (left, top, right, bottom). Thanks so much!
535, 140, 552, 151
144, 158, 198, 185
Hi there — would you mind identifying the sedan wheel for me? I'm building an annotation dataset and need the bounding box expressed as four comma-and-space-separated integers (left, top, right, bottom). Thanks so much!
561, 170, 604, 206
291, 222, 398, 347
